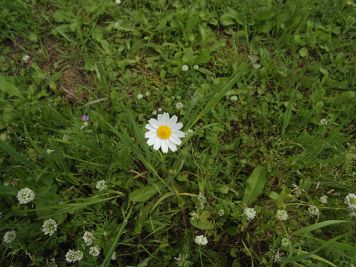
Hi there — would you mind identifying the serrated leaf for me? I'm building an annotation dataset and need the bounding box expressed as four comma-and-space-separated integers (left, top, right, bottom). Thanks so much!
129, 185, 159, 203
242, 166, 267, 206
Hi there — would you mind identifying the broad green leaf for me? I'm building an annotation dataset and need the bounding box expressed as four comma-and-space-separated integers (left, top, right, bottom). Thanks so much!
129, 185, 159, 203
295, 220, 348, 235
0, 76, 23, 97
242, 166, 267, 206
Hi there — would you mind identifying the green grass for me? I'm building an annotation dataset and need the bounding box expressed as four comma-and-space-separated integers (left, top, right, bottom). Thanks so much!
1, 0, 355, 266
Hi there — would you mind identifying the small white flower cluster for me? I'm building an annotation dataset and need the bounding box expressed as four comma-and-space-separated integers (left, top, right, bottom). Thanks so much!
181, 64, 199, 72
65, 249, 83, 263
42, 219, 58, 236
320, 118, 328, 126
137, 93, 144, 100
276, 209, 288, 221
89, 246, 100, 257
319, 195, 328, 204
115, 0, 121, 4
194, 235, 208, 246
344, 193, 356, 210
22, 54, 30, 63
281, 237, 290, 247
83, 231, 95, 246
176, 102, 184, 110
96, 180, 107, 191
243, 207, 256, 221
151, 107, 162, 115
230, 95, 238, 102
3, 231, 16, 244
308, 205, 319, 217
197, 192, 207, 209
174, 253, 190, 267
345, 193, 356, 218
17, 187, 35, 204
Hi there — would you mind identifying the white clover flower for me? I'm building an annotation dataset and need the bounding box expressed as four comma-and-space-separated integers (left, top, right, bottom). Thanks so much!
181, 65, 189, 72
174, 253, 190, 267
193, 64, 199, 70
320, 118, 328, 126
145, 112, 185, 153
276, 209, 288, 221
96, 180, 107, 191
230, 95, 238, 102
83, 231, 95, 246
218, 209, 225, 216
115, 0, 121, 4
137, 93, 144, 100
175, 102, 184, 110
65, 249, 83, 263
157, 107, 162, 112
152, 110, 157, 115
243, 207, 256, 221
111, 251, 117, 260
22, 55, 30, 62
194, 235, 208, 246
89, 246, 100, 257
281, 237, 290, 247
308, 205, 319, 217
3, 231, 16, 244
145, 91, 150, 97
42, 219, 58, 236
344, 193, 356, 210
17, 187, 35, 204
319, 195, 328, 204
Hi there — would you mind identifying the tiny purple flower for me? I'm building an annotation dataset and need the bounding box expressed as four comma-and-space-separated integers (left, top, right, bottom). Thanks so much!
81, 114, 90, 122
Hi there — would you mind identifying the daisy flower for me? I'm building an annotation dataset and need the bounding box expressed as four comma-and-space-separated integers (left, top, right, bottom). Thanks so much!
145, 112, 185, 153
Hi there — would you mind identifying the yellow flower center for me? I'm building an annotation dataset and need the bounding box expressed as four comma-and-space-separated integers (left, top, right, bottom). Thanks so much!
157, 125, 172, 139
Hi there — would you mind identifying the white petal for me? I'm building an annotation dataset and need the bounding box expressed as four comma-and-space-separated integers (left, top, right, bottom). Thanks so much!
172, 122, 183, 130
157, 114, 164, 123
169, 135, 182, 145
145, 124, 155, 131
167, 141, 177, 152
161, 140, 168, 153
173, 130, 185, 138
147, 137, 156, 146
162, 113, 170, 124
153, 138, 161, 150
169, 115, 178, 124
145, 130, 157, 138
149, 119, 159, 128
